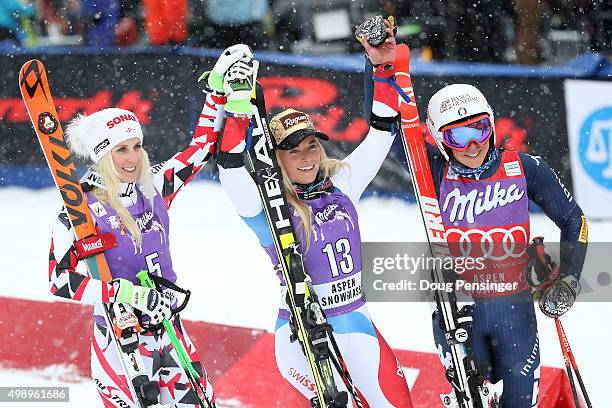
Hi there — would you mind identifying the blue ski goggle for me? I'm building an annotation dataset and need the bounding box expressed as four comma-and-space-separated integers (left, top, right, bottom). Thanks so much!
441, 114, 493, 150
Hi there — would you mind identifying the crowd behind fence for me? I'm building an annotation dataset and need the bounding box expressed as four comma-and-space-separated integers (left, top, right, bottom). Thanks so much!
1, 0, 610, 65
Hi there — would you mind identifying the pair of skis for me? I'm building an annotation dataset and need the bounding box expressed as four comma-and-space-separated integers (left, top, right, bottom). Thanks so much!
243, 44, 493, 408
19, 60, 214, 408
245, 83, 363, 408
394, 44, 502, 408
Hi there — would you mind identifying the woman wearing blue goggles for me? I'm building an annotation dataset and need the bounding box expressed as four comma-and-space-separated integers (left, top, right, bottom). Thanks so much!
441, 114, 493, 151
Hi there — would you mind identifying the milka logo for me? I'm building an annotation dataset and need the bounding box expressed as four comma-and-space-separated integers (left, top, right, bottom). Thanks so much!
443, 182, 525, 223
316, 203, 339, 223
82, 239, 103, 252
136, 211, 154, 231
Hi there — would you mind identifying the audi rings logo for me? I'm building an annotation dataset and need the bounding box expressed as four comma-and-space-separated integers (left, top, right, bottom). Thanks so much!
445, 226, 528, 261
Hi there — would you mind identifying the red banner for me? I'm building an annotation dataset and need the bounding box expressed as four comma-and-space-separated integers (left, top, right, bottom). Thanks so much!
0, 297, 573, 407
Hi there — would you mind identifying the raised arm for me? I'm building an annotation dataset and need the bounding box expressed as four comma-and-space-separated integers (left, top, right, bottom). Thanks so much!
151, 92, 222, 209
333, 25, 400, 202
152, 44, 254, 208
217, 115, 273, 248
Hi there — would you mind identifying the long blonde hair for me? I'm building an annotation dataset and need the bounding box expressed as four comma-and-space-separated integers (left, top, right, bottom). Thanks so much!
90, 149, 155, 247
278, 140, 348, 251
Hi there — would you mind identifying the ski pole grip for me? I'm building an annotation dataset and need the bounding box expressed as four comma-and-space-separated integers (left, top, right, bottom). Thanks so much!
137, 271, 192, 315
136, 270, 153, 287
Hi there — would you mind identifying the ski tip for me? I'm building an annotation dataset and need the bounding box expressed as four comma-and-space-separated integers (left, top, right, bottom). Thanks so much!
20, 59, 44, 74
395, 44, 411, 71
19, 59, 50, 102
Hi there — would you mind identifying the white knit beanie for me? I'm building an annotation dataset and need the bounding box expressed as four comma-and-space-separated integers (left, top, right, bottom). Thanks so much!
65, 108, 144, 163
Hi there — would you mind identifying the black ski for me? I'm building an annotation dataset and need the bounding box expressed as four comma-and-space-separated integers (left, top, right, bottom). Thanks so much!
244, 83, 363, 408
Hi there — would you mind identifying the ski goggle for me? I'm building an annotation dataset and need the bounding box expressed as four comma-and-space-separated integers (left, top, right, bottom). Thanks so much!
441, 114, 493, 151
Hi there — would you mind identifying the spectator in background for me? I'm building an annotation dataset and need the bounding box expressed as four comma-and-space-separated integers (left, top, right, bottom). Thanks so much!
199, 0, 270, 49
454, 0, 511, 62
514, 0, 543, 64
115, 0, 141, 45
143, 0, 188, 45
271, 0, 312, 52
0, 0, 35, 44
80, 0, 120, 46
62, 0, 81, 35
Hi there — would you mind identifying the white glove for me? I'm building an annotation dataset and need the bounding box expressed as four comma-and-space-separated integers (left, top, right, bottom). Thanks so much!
223, 60, 259, 116
113, 278, 173, 325
205, 44, 253, 93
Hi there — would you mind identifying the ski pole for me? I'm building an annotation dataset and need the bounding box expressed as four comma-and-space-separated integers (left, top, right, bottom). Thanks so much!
555, 318, 592, 408
136, 271, 214, 408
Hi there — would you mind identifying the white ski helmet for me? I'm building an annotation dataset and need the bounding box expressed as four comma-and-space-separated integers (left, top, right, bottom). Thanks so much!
426, 84, 494, 161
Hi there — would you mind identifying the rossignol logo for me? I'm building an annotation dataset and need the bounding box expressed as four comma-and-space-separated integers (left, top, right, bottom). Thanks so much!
106, 113, 138, 129
94, 139, 110, 154
442, 182, 525, 224
454, 328, 468, 342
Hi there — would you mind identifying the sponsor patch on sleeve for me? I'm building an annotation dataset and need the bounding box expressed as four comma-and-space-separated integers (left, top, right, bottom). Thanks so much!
578, 215, 588, 243
504, 161, 522, 176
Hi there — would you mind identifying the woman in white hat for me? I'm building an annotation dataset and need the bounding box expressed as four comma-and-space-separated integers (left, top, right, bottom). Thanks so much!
391, 80, 587, 406
47, 45, 253, 407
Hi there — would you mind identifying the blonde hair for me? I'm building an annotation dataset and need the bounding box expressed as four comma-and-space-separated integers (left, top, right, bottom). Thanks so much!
90, 149, 155, 247
277, 140, 348, 251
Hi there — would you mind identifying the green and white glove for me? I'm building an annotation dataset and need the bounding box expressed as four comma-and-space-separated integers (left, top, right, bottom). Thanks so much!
223, 60, 259, 116
113, 278, 173, 325
201, 44, 253, 94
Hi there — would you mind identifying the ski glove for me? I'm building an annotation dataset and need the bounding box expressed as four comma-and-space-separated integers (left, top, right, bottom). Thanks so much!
113, 278, 173, 325
204, 44, 253, 94
223, 60, 259, 116
538, 275, 580, 318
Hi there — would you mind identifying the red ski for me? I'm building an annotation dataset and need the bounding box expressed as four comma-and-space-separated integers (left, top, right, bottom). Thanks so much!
394, 44, 502, 408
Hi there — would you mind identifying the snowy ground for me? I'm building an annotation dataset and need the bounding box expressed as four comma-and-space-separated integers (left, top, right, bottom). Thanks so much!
1, 180, 611, 407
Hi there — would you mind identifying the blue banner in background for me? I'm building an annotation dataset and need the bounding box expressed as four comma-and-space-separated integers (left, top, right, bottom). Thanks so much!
2, 46, 608, 200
